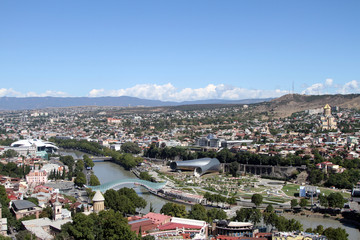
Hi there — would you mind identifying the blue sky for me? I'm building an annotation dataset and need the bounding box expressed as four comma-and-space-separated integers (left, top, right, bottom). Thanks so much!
1, 0, 359, 101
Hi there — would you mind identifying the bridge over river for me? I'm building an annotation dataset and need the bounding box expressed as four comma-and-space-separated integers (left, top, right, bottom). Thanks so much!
88, 178, 168, 193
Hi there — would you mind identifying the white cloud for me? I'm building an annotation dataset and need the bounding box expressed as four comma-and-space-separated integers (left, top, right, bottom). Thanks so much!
0, 88, 22, 97
338, 80, 359, 94
302, 83, 325, 95
0, 89, 70, 97
302, 78, 333, 95
302, 79, 360, 95
88, 83, 289, 101
25, 90, 70, 97
325, 78, 333, 86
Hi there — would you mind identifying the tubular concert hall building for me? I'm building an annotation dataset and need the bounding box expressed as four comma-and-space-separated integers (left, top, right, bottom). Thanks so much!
6, 139, 59, 159
170, 158, 220, 177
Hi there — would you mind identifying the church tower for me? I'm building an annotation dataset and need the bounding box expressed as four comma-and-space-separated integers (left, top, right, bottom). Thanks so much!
324, 104, 331, 116
92, 190, 105, 213
53, 194, 62, 220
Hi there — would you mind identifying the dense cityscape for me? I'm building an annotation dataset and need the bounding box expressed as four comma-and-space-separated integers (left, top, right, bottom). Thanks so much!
0, 98, 358, 239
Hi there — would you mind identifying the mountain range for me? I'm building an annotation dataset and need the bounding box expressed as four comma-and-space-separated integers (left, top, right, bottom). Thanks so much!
0, 96, 271, 111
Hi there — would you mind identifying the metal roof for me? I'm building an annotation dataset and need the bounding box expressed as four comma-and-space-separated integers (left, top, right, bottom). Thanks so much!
12, 200, 37, 210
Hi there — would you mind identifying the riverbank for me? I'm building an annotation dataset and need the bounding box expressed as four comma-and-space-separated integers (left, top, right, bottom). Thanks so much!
282, 209, 360, 229
281, 213, 360, 240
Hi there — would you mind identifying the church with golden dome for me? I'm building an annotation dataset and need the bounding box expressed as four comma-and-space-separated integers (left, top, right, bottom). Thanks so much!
321, 104, 337, 130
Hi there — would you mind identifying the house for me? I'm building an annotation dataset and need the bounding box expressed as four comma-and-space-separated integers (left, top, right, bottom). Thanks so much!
26, 170, 48, 187
143, 212, 171, 226
22, 218, 72, 240
11, 200, 42, 220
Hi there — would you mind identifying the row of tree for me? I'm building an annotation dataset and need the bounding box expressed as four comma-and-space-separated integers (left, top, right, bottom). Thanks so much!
50, 138, 104, 156
318, 192, 347, 209
0, 162, 30, 178
203, 192, 236, 205
48, 168, 66, 180
144, 144, 312, 166
54, 138, 143, 171
308, 167, 360, 189
237, 204, 348, 240
160, 202, 227, 223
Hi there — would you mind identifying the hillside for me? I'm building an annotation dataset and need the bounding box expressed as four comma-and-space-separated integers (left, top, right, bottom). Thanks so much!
254, 94, 360, 118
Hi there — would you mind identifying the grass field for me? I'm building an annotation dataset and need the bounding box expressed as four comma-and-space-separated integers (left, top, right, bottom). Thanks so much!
264, 196, 286, 203
282, 184, 300, 197
282, 184, 351, 198
318, 187, 351, 198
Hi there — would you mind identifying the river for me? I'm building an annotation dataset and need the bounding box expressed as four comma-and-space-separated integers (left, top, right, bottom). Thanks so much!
60, 150, 360, 239
92, 161, 192, 214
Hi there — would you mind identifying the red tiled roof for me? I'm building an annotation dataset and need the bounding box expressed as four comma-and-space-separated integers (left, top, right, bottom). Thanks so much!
143, 212, 171, 225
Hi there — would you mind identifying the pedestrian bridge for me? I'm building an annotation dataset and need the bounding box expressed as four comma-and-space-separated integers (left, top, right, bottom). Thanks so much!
88, 179, 167, 193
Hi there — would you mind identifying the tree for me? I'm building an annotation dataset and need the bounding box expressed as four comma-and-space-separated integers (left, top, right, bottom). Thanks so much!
89, 174, 100, 186
96, 210, 138, 240
327, 192, 346, 209
233, 208, 261, 225
139, 172, 153, 182
74, 172, 86, 187
290, 199, 298, 209
263, 212, 277, 228
299, 198, 308, 208
61, 211, 138, 240
104, 189, 120, 210
121, 142, 141, 154
229, 162, 239, 177
188, 204, 207, 221
274, 216, 302, 232
2, 149, 18, 158
118, 187, 146, 210
251, 194, 263, 207
160, 203, 187, 218
206, 208, 227, 222
75, 159, 84, 174
104, 188, 146, 215
323, 227, 348, 240
149, 203, 155, 213
24, 197, 39, 206
319, 194, 329, 208
67, 213, 95, 239
15, 230, 36, 240
83, 155, 94, 169
314, 225, 324, 235
264, 204, 274, 213
226, 196, 237, 205
39, 206, 53, 219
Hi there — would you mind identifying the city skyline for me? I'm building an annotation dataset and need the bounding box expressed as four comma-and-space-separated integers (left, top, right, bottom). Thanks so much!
1, 0, 359, 101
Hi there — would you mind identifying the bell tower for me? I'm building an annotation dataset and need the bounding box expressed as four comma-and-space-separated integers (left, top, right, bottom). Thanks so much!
53, 194, 62, 220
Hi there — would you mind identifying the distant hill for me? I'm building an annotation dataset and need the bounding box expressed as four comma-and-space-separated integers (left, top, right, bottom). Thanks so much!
254, 94, 360, 117
0, 96, 271, 110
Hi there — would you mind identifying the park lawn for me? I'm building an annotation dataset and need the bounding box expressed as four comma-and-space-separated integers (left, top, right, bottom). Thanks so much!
250, 187, 266, 193
282, 184, 300, 197
318, 187, 351, 198
237, 192, 253, 199
264, 196, 286, 203
282, 184, 351, 198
